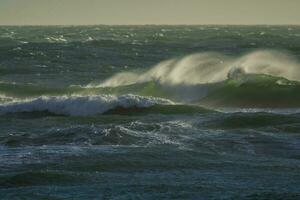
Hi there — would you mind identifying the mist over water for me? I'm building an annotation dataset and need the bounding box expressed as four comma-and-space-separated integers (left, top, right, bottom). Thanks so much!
1, 26, 300, 199
97, 50, 300, 87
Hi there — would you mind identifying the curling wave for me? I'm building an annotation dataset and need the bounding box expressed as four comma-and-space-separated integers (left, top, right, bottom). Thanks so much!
90, 50, 300, 87
82, 50, 300, 108
105, 73, 300, 108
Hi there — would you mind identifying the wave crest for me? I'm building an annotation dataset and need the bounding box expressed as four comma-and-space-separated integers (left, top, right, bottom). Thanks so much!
0, 95, 174, 116
91, 50, 300, 87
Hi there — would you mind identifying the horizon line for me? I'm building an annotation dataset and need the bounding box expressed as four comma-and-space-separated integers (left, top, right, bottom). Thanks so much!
0, 23, 300, 27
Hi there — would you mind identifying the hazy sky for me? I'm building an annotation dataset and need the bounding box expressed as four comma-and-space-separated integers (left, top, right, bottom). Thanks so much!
1, 0, 300, 25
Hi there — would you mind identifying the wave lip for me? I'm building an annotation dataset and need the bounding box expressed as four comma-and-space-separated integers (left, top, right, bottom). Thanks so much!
0, 95, 174, 116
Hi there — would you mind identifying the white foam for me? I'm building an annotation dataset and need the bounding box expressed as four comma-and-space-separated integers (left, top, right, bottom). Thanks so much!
0, 95, 174, 116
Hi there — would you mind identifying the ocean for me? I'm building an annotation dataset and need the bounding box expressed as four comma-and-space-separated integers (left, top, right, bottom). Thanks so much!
0, 25, 300, 199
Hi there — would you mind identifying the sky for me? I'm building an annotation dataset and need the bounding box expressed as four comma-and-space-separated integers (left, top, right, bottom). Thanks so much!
0, 0, 300, 25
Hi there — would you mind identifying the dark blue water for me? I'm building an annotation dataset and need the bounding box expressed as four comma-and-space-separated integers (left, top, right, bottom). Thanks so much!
0, 25, 300, 199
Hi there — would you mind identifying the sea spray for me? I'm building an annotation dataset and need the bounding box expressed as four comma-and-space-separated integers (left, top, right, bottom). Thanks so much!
92, 50, 300, 87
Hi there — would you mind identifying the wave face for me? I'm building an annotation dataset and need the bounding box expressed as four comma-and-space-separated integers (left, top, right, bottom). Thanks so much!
0, 95, 173, 116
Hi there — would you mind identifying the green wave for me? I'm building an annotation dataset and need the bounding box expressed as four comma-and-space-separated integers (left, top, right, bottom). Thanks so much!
97, 73, 300, 108
199, 74, 300, 108
1, 73, 300, 108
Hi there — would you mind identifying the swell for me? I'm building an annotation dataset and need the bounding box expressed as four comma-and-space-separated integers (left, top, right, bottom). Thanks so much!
199, 73, 300, 108
87, 74, 300, 108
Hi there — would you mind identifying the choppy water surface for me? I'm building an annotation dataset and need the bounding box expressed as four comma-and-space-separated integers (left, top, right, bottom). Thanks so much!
0, 25, 300, 199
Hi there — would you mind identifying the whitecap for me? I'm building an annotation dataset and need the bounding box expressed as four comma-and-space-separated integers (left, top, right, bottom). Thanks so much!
0, 95, 174, 116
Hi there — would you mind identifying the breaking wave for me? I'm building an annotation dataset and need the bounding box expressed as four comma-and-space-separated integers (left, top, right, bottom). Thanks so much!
1, 50, 300, 109
91, 50, 300, 87
81, 50, 300, 108
0, 95, 174, 116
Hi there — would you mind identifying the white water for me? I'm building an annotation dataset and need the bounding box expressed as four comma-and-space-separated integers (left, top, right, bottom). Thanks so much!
0, 95, 174, 116
91, 50, 300, 87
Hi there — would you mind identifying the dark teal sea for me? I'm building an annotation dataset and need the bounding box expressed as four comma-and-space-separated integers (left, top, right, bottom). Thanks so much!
0, 25, 300, 199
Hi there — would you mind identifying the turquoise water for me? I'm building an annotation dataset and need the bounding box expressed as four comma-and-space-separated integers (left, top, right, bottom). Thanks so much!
0, 26, 300, 199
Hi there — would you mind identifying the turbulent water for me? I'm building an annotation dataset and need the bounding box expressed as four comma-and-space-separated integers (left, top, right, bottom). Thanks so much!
1, 25, 300, 199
